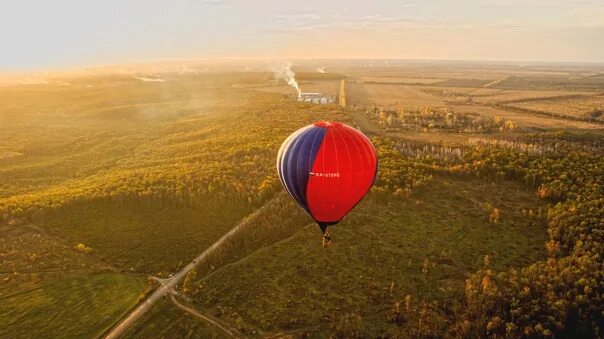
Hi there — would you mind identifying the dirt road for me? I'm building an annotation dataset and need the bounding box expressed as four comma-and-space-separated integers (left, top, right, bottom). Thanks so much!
104, 202, 273, 339
169, 295, 243, 337
349, 110, 381, 137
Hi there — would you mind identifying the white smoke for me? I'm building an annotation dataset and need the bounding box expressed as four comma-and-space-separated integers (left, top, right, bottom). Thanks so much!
18, 77, 71, 86
133, 76, 165, 82
316, 66, 325, 73
271, 60, 301, 98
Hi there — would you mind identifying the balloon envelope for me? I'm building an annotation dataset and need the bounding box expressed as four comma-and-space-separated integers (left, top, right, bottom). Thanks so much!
276, 121, 378, 228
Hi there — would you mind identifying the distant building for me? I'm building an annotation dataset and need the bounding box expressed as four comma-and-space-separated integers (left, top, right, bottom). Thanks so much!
298, 92, 336, 105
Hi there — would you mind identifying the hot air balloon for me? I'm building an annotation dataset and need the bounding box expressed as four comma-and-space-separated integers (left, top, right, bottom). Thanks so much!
276, 121, 378, 234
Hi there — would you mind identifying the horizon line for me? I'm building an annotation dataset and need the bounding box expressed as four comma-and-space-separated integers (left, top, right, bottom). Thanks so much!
2, 56, 604, 76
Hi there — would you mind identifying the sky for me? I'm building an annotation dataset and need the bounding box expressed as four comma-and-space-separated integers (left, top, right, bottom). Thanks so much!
1, 0, 603, 71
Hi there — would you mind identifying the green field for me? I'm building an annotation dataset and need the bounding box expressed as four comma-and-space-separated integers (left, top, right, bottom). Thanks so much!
123, 299, 225, 339
188, 177, 548, 336
43, 202, 249, 275
0, 272, 146, 338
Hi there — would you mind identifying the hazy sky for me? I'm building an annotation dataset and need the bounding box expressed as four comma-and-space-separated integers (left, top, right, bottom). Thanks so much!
2, 0, 603, 70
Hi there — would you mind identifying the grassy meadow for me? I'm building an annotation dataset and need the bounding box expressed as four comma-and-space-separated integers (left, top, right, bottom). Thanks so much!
0, 272, 146, 338
191, 177, 548, 336
123, 299, 224, 339
505, 95, 604, 121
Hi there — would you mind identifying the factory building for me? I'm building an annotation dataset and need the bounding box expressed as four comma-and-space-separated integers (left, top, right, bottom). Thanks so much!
297, 92, 336, 105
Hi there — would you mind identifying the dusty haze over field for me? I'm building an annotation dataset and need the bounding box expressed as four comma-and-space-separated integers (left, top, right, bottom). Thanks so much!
1, 0, 604, 71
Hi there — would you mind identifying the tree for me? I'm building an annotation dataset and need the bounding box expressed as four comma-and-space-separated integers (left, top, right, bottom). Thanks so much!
182, 269, 198, 295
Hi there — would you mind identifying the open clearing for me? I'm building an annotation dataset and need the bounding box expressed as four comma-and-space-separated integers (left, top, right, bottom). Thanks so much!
505, 95, 604, 120
358, 76, 445, 84
0, 272, 146, 339
421, 86, 503, 97
473, 90, 591, 104
346, 82, 444, 109
43, 202, 250, 275
453, 104, 603, 129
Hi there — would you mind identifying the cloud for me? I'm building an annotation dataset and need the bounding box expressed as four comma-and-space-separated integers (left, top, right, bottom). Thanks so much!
481, 0, 604, 27
269, 0, 604, 39
481, 0, 604, 8
275, 13, 322, 21
270, 4, 422, 33
191, 0, 231, 8
270, 13, 449, 34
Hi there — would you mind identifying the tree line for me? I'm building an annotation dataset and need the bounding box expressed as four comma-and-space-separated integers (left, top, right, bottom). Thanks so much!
378, 131, 603, 337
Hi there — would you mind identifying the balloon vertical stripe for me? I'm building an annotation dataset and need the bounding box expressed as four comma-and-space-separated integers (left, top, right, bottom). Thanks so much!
277, 121, 378, 228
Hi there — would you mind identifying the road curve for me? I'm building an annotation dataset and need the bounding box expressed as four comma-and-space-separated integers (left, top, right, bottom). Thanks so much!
104, 201, 273, 339
169, 295, 243, 337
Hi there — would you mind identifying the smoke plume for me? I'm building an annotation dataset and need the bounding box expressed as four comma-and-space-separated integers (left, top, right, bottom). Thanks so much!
271, 60, 300, 98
